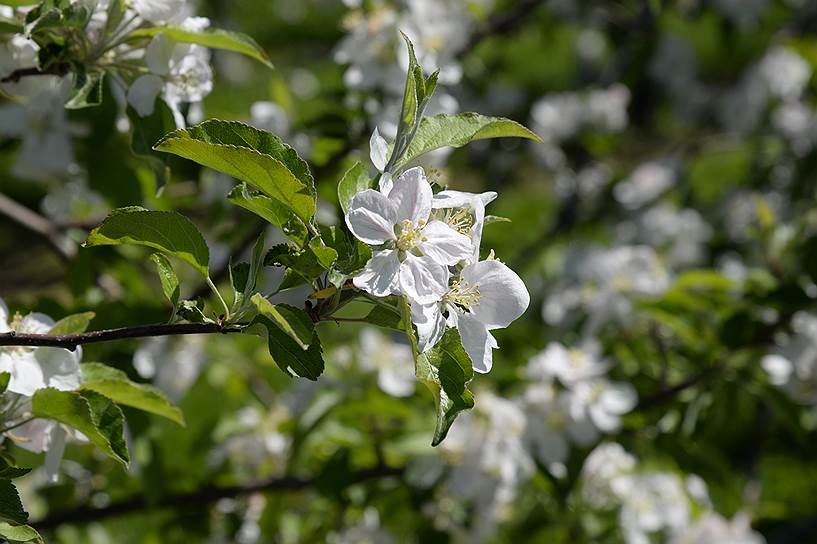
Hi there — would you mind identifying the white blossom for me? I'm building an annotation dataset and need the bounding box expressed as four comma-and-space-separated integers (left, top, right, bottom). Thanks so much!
132, 0, 187, 25
345, 167, 471, 303
358, 328, 415, 397
670, 512, 766, 544
410, 259, 529, 373
526, 341, 610, 385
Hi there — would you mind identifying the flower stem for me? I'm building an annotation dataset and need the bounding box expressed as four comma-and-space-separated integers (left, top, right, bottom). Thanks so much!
207, 277, 231, 322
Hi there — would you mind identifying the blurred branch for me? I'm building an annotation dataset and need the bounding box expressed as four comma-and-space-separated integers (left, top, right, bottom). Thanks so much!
33, 464, 405, 530
635, 364, 722, 410
0, 66, 67, 83
0, 193, 77, 262
0, 322, 244, 350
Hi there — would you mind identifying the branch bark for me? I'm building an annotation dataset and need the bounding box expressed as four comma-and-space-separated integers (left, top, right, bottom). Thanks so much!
0, 322, 244, 351
33, 465, 404, 530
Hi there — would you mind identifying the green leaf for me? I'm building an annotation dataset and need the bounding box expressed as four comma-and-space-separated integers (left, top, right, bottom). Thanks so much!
65, 68, 104, 109
398, 32, 423, 134
85, 207, 210, 278
48, 312, 95, 335
414, 328, 475, 446
227, 183, 308, 247
0, 480, 27, 525
397, 113, 542, 169
321, 226, 371, 288
126, 102, 175, 190
155, 120, 315, 223
337, 161, 374, 215
177, 300, 213, 324
31, 388, 129, 467
150, 253, 180, 313
80, 363, 184, 426
247, 316, 324, 380
0, 459, 30, 480
0, 373, 9, 395
128, 27, 273, 69
0, 522, 42, 544
363, 305, 403, 330
251, 294, 314, 349
265, 242, 337, 283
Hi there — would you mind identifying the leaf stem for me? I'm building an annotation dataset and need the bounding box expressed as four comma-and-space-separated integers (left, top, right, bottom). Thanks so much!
207, 277, 232, 321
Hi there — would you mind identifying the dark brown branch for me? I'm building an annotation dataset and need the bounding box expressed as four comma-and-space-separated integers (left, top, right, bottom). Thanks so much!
33, 465, 404, 530
0, 66, 68, 84
0, 322, 244, 351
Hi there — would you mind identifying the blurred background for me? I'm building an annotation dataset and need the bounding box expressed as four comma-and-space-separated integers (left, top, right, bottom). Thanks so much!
3, 0, 817, 542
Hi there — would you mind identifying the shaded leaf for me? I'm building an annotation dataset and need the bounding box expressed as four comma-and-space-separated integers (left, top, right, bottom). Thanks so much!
128, 27, 273, 69
247, 316, 324, 380
0, 522, 42, 544
49, 312, 95, 335
80, 363, 184, 426
227, 183, 308, 247
251, 294, 314, 350
85, 207, 210, 277
337, 161, 374, 215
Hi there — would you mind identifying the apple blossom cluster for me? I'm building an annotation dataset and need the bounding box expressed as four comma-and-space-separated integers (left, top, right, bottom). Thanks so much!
344, 131, 530, 373
0, 0, 218, 184
0, 298, 84, 481
577, 443, 766, 544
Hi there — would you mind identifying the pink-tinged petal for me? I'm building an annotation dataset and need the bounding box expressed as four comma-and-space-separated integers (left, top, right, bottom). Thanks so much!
369, 127, 389, 172
390, 167, 432, 224
419, 220, 472, 265
457, 314, 498, 373
411, 300, 447, 353
398, 254, 448, 305
353, 249, 400, 297
461, 260, 529, 329
346, 189, 398, 244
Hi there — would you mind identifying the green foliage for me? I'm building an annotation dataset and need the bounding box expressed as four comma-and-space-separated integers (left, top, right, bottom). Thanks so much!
397, 113, 543, 169
48, 312, 95, 335
337, 161, 374, 214
65, 68, 104, 109
251, 294, 315, 349
227, 183, 309, 247
85, 207, 210, 278
413, 328, 475, 446
248, 314, 325, 381
155, 120, 316, 224
80, 363, 185, 425
31, 388, 129, 467
127, 27, 274, 69
150, 253, 180, 317
0, 523, 43, 544
0, 480, 27, 525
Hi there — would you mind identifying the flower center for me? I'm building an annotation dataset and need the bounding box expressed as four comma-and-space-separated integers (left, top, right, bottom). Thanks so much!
444, 279, 481, 311
395, 219, 423, 251
438, 207, 474, 236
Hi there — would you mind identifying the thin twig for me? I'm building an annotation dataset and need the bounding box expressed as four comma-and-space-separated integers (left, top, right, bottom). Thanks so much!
33, 465, 404, 530
0, 323, 244, 351
0, 193, 77, 262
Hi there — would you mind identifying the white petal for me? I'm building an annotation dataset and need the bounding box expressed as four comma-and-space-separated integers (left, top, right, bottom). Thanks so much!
419, 220, 472, 265
369, 127, 389, 172
13, 418, 52, 453
461, 260, 529, 329
0, 298, 9, 333
411, 300, 447, 353
389, 167, 432, 224
36, 347, 82, 391
398, 253, 448, 305
145, 34, 175, 75
353, 249, 400, 297
457, 314, 498, 373
133, 0, 187, 25
4, 353, 45, 396
345, 189, 398, 244
44, 424, 67, 483
378, 172, 393, 195
431, 190, 497, 210
589, 404, 621, 433
600, 381, 637, 414
127, 74, 164, 117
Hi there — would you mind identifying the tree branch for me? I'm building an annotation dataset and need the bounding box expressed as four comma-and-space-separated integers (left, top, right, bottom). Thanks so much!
0, 322, 244, 351
0, 193, 77, 262
0, 65, 68, 84
33, 465, 404, 530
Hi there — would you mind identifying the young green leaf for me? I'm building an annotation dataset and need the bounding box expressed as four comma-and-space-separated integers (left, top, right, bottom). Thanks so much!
247, 316, 324, 380
155, 120, 315, 223
65, 68, 104, 109
48, 312, 95, 335
0, 373, 9, 395
337, 162, 374, 215
32, 388, 129, 467
85, 207, 210, 278
80, 363, 185, 426
127, 27, 273, 69
227, 183, 308, 247
0, 522, 42, 544
251, 294, 314, 349
414, 328, 475, 446
320, 226, 371, 288
0, 480, 27, 525
150, 253, 180, 313
397, 113, 543, 169
265, 242, 338, 283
